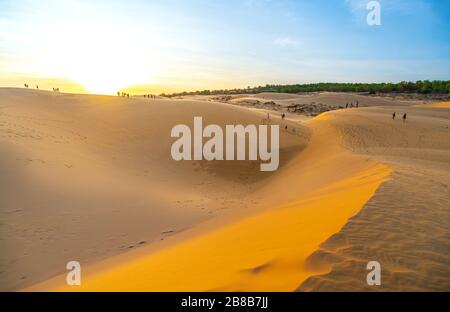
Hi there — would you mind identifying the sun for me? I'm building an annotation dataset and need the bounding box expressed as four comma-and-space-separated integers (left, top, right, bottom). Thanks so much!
75, 62, 151, 96
37, 22, 156, 95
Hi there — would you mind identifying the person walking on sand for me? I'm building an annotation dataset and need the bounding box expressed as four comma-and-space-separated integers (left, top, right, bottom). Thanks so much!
345, 103, 348, 109
403, 113, 407, 122
281, 113, 285, 120
356, 101, 359, 108
392, 112, 396, 120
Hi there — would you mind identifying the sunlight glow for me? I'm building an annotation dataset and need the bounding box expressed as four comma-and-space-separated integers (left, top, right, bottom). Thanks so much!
36, 22, 158, 95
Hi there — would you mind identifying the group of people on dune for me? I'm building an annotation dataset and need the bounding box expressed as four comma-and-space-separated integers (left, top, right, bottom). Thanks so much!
116, 92, 156, 99
117, 92, 130, 98
345, 100, 359, 108
266, 112, 297, 134
24, 83, 60, 92
23, 83, 38, 89
393, 112, 407, 122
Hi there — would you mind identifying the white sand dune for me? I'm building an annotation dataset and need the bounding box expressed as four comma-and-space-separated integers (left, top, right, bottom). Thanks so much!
1, 88, 448, 291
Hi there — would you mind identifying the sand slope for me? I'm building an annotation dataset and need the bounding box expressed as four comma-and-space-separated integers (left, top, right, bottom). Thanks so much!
24, 95, 391, 291
299, 106, 450, 291
0, 88, 305, 290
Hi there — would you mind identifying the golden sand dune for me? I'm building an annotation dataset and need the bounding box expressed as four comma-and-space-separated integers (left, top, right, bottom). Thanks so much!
27, 107, 391, 291
1, 88, 448, 291
0, 88, 304, 291
300, 106, 450, 291
427, 101, 450, 108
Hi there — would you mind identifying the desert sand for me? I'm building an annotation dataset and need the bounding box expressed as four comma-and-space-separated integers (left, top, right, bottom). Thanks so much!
0, 88, 449, 291
0, 87, 304, 291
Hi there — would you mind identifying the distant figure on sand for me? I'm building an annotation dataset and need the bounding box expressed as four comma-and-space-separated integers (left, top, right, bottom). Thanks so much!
284, 125, 288, 131
281, 113, 285, 120
356, 101, 359, 108
345, 103, 348, 108
392, 112, 396, 120
403, 113, 407, 122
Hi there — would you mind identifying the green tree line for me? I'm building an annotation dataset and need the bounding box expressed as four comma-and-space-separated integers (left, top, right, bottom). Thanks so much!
161, 80, 450, 97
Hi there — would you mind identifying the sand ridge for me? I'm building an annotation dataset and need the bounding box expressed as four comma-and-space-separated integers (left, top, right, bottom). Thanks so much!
299, 105, 450, 291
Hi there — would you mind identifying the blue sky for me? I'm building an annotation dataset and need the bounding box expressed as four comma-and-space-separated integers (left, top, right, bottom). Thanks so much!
0, 0, 449, 94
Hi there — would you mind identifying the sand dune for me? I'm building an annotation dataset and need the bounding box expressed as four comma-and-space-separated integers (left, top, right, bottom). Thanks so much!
187, 91, 418, 108
0, 88, 304, 290
427, 101, 450, 108
1, 88, 448, 291
299, 106, 450, 291
185, 92, 423, 122
24, 91, 391, 291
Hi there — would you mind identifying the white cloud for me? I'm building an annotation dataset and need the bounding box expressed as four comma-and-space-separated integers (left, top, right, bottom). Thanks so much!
273, 36, 301, 48
345, 0, 367, 15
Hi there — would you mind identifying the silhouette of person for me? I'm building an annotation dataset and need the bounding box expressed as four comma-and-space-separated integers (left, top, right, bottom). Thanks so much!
346, 103, 348, 108
392, 112, 396, 120
403, 113, 407, 122
356, 101, 359, 108
281, 113, 285, 120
